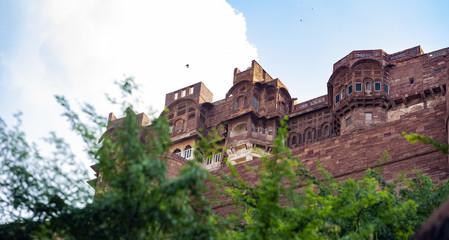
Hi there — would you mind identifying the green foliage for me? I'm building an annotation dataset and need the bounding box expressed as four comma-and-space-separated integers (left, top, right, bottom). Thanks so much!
0, 112, 91, 238
1, 79, 222, 239
1, 79, 448, 239
403, 132, 449, 154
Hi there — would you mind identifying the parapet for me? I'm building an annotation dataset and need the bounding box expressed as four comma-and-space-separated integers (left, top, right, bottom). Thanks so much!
164, 82, 213, 107
233, 60, 274, 85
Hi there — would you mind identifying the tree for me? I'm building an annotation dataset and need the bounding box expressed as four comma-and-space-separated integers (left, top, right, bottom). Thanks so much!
1, 78, 222, 239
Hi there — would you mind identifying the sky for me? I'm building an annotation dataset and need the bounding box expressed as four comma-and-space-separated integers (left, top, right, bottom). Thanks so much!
1, 0, 448, 174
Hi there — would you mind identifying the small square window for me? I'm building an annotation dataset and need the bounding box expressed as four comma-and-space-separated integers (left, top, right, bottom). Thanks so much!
174, 93, 178, 99
409, 78, 414, 84
348, 85, 353, 95
335, 94, 340, 104
189, 87, 194, 94
355, 83, 362, 92
374, 82, 381, 91
365, 113, 372, 121
181, 90, 186, 97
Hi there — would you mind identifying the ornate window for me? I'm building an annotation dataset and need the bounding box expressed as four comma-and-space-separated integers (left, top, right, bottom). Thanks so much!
174, 119, 184, 133
355, 83, 362, 92
252, 95, 259, 110
365, 82, 372, 91
173, 149, 181, 156
324, 125, 329, 136
214, 153, 221, 163
374, 82, 381, 91
184, 145, 193, 159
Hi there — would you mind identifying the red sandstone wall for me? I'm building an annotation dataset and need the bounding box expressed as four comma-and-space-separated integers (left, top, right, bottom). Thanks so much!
292, 101, 448, 184
209, 100, 448, 216
166, 154, 188, 179
389, 51, 447, 99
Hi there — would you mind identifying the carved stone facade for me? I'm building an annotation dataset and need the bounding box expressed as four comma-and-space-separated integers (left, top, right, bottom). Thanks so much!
106, 46, 449, 188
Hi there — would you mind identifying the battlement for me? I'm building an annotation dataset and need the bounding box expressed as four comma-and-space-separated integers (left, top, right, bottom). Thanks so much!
164, 82, 213, 107
332, 46, 427, 72
233, 60, 274, 85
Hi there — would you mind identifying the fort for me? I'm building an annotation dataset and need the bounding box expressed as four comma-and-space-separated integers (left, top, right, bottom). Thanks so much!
104, 46, 449, 213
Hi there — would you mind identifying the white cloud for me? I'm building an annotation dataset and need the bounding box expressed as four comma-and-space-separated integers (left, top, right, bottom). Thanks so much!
11, 0, 257, 108
2, 0, 258, 170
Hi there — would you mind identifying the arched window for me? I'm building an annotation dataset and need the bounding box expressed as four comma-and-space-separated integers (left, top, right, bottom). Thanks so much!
184, 145, 193, 159
366, 82, 372, 91
214, 153, 221, 163
205, 156, 212, 165
174, 119, 184, 133
298, 134, 302, 144
292, 136, 297, 145
234, 96, 245, 111
230, 123, 247, 137
324, 125, 329, 136
173, 149, 181, 156
307, 131, 312, 141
